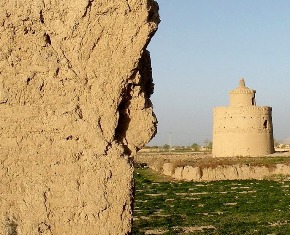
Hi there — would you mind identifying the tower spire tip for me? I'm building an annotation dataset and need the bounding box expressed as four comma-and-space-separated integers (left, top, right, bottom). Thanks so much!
239, 78, 245, 87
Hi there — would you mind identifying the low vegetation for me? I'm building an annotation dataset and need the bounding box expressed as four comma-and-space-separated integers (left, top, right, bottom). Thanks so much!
175, 156, 290, 170
133, 164, 290, 234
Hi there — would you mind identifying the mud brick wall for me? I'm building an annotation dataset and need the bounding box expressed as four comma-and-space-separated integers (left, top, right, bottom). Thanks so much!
0, 1, 159, 234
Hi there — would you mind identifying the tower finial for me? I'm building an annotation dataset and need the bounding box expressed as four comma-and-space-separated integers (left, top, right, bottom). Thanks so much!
239, 78, 245, 87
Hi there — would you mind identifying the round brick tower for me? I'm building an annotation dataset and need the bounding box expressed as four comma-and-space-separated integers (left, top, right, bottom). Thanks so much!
212, 79, 274, 157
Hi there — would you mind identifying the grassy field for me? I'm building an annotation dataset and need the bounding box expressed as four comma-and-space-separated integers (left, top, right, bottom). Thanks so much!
133, 164, 290, 234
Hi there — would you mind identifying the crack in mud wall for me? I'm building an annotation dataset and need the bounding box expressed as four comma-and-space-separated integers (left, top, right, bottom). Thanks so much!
0, 0, 159, 234
115, 50, 157, 155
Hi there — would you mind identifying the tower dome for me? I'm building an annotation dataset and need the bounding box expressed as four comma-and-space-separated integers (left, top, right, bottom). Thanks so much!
230, 79, 256, 106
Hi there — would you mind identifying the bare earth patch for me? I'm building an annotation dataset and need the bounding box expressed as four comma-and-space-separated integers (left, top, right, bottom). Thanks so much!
145, 229, 169, 234
146, 193, 167, 197
180, 225, 216, 233
224, 202, 237, 206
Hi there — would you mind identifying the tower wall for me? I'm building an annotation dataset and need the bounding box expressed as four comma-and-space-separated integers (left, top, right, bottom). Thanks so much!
213, 106, 274, 157
230, 92, 256, 106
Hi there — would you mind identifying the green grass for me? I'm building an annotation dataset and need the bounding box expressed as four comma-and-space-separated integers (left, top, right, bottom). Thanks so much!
133, 165, 290, 234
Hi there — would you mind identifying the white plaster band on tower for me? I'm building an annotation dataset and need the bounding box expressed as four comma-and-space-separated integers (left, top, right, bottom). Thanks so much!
212, 79, 274, 157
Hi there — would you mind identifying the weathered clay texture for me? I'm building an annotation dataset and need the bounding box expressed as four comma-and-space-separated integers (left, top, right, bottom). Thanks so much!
212, 79, 274, 157
135, 155, 290, 182
162, 162, 290, 181
0, 0, 159, 234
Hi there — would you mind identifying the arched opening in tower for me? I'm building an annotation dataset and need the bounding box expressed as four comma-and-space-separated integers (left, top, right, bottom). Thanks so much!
263, 120, 268, 129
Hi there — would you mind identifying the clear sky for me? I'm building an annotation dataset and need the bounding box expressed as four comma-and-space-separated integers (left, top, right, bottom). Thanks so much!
148, 0, 290, 146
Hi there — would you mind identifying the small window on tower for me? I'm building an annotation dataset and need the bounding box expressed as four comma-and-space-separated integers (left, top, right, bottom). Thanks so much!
263, 120, 268, 129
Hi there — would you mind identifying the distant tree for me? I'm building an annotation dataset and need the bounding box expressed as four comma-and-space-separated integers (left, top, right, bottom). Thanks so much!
207, 142, 213, 149
204, 139, 212, 152
191, 143, 200, 151
163, 144, 170, 150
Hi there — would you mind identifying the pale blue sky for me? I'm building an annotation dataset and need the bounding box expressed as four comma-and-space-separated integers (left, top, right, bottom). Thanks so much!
148, 0, 290, 146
